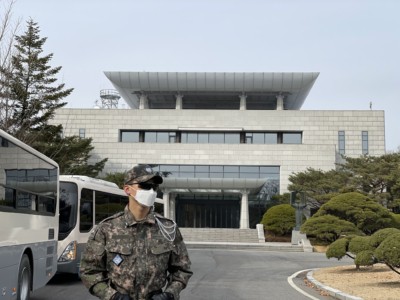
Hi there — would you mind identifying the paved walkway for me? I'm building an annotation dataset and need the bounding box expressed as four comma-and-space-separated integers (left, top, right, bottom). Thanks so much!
186, 241, 362, 300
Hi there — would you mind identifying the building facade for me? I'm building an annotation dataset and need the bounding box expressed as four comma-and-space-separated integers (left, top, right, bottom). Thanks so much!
51, 72, 386, 229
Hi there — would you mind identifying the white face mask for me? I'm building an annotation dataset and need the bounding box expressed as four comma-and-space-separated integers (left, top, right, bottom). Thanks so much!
134, 189, 157, 207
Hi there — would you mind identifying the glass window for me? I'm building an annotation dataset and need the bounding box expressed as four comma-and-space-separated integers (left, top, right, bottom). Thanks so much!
195, 165, 209, 178
145, 132, 157, 143
80, 188, 93, 232
181, 132, 188, 143
362, 131, 368, 155
95, 191, 126, 224
265, 133, 278, 144
179, 165, 195, 177
282, 133, 302, 144
195, 165, 209, 172
16, 191, 33, 210
245, 133, 253, 144
148, 164, 280, 183
59, 182, 78, 238
240, 173, 259, 178
198, 133, 208, 143
180, 165, 194, 172
0, 137, 57, 215
260, 166, 280, 173
338, 131, 345, 155
210, 166, 223, 172
79, 128, 85, 138
240, 166, 258, 173
186, 133, 198, 143
169, 132, 176, 143
209, 172, 224, 178
156, 132, 169, 143
224, 166, 239, 173
121, 131, 139, 142
224, 133, 240, 144
252, 133, 264, 144
209, 133, 224, 143
160, 165, 178, 172
224, 172, 239, 178
38, 196, 55, 214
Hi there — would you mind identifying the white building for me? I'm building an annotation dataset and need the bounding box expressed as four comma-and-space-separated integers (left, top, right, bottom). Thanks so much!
51, 72, 385, 229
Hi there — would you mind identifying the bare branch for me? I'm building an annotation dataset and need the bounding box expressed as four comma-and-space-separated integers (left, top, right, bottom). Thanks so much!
0, 0, 21, 132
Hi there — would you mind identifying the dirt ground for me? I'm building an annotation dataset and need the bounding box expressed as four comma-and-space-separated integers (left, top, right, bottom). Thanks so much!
312, 263, 400, 300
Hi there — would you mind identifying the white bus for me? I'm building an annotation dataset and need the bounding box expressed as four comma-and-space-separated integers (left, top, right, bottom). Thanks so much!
0, 130, 59, 300
57, 175, 164, 276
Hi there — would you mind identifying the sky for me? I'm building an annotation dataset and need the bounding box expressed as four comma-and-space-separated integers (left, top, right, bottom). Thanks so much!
8, 0, 400, 151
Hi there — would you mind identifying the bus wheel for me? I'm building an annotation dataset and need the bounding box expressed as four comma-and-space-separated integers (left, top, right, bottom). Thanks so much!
17, 254, 31, 300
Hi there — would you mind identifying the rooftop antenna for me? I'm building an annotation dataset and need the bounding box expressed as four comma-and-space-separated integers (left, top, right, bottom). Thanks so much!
100, 89, 121, 109
369, 101, 372, 110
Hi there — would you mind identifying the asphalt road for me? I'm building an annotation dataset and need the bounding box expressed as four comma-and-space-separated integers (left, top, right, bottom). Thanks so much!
31, 249, 352, 300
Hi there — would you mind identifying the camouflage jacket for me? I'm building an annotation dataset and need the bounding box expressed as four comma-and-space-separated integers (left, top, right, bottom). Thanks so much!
80, 206, 192, 300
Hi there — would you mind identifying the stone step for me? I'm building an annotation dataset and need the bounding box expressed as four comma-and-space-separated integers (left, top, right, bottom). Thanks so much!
178, 228, 306, 252
179, 228, 259, 243
185, 242, 304, 252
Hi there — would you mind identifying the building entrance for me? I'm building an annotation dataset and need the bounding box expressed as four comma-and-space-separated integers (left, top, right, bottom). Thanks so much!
176, 194, 240, 228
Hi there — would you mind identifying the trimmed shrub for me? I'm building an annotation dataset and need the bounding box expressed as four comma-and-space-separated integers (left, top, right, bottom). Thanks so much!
301, 214, 362, 244
374, 232, 400, 268
348, 236, 374, 254
261, 204, 295, 236
369, 228, 400, 248
390, 212, 400, 229
314, 192, 393, 234
354, 250, 376, 267
326, 238, 350, 260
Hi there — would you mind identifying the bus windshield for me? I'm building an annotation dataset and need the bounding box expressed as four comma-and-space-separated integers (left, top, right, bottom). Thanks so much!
59, 182, 78, 240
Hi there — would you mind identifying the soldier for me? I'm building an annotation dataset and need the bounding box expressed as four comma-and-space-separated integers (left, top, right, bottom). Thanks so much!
80, 164, 193, 300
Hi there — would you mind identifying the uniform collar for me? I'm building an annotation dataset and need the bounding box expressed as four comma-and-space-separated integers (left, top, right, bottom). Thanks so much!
123, 205, 156, 226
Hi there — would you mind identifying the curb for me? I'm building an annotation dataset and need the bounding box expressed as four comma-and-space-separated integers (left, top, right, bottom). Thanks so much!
306, 270, 363, 300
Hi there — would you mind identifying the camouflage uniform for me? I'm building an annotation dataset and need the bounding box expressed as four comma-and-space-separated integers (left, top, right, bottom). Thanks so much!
80, 205, 192, 300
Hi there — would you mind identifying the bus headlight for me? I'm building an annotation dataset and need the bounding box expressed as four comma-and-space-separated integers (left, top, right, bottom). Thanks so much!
58, 241, 77, 262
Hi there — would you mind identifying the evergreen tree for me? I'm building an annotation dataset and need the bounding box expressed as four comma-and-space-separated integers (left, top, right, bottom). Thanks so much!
336, 153, 400, 208
288, 167, 352, 205
0, 0, 20, 129
30, 124, 107, 177
0, 18, 72, 142
0, 18, 107, 177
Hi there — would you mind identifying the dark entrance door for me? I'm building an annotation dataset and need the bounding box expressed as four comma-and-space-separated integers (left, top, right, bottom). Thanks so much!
176, 194, 240, 228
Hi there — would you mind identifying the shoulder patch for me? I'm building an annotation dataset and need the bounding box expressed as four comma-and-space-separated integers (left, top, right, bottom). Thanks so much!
154, 212, 172, 221
99, 211, 124, 225
89, 211, 124, 240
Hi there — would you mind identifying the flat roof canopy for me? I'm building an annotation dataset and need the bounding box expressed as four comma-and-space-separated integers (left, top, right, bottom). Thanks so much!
104, 71, 319, 110
161, 177, 268, 194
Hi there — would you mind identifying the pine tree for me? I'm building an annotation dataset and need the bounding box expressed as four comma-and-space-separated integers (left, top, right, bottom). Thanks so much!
0, 0, 21, 130
0, 18, 107, 177
31, 124, 108, 177
0, 18, 72, 142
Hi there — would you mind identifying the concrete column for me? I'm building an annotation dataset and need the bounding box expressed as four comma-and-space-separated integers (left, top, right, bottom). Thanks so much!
169, 194, 176, 222
139, 94, 148, 109
240, 191, 249, 229
239, 93, 247, 110
162, 191, 170, 218
175, 94, 183, 110
276, 94, 284, 110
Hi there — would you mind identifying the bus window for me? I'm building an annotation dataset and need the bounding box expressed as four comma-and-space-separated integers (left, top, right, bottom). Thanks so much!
80, 188, 94, 232
38, 195, 56, 214
95, 191, 126, 224
154, 202, 164, 215
59, 182, 78, 240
